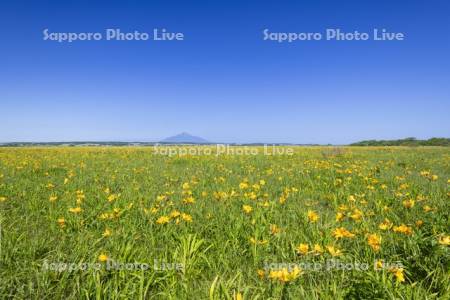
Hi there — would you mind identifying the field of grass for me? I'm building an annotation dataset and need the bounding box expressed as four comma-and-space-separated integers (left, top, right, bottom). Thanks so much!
0, 146, 449, 299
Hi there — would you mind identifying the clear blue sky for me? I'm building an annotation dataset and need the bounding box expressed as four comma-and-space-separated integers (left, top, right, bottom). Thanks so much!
1, 0, 449, 144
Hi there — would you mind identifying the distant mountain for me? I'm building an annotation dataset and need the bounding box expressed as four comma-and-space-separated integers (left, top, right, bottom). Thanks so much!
159, 132, 210, 144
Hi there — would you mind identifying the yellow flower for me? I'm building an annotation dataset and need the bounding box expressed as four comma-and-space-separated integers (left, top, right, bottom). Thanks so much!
379, 219, 393, 230
99, 212, 110, 220
350, 209, 363, 221
183, 196, 195, 204
420, 170, 430, 177
268, 267, 302, 283
245, 192, 257, 200
431, 175, 438, 181
307, 210, 319, 222
156, 195, 167, 201
332, 227, 355, 239
338, 205, 348, 211
374, 260, 383, 270
438, 235, 450, 246
367, 234, 381, 252
57, 218, 65, 228
415, 220, 424, 227
182, 182, 190, 190
242, 205, 252, 214
402, 199, 415, 209
239, 181, 249, 189
250, 237, 268, 245
76, 190, 85, 200
270, 224, 280, 235
257, 269, 265, 279
98, 254, 109, 262
398, 183, 409, 190
156, 216, 170, 224
326, 245, 342, 257
49, 195, 58, 202
423, 205, 433, 212
393, 224, 413, 235
181, 213, 193, 222
335, 212, 345, 222
68, 207, 82, 213
313, 244, 323, 255
235, 292, 243, 300
107, 194, 118, 202
170, 210, 181, 218
389, 268, 405, 283
102, 228, 112, 237
296, 243, 309, 255
0, 196, 6, 202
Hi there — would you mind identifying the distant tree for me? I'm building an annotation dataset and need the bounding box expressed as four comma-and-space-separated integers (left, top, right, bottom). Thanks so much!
350, 137, 449, 147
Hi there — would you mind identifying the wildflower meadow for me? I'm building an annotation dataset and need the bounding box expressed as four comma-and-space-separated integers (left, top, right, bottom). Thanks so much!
0, 146, 449, 299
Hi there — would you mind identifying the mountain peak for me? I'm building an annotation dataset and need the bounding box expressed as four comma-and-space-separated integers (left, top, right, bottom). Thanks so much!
160, 132, 210, 144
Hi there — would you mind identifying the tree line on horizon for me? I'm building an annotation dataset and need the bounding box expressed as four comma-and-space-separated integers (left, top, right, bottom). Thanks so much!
350, 137, 450, 147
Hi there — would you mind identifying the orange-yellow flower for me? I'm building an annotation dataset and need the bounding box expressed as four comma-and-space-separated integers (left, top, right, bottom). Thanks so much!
326, 245, 342, 257
268, 267, 302, 283
242, 205, 252, 214
68, 207, 82, 213
57, 218, 65, 228
307, 210, 319, 222
402, 199, 415, 209
156, 216, 170, 224
270, 224, 280, 235
257, 269, 265, 279
423, 205, 433, 212
296, 243, 309, 255
438, 235, 450, 246
181, 213, 193, 222
389, 267, 405, 283
335, 212, 345, 222
332, 227, 355, 239
250, 237, 268, 245
393, 224, 413, 235
170, 210, 181, 218
313, 244, 323, 255
98, 254, 109, 262
183, 196, 195, 204
379, 219, 393, 230
350, 209, 363, 221
367, 234, 381, 252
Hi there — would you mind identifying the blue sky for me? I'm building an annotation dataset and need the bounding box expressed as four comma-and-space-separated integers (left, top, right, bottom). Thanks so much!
1, 0, 449, 144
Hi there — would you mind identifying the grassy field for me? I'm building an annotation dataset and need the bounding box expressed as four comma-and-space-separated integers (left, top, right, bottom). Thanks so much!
0, 146, 449, 299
